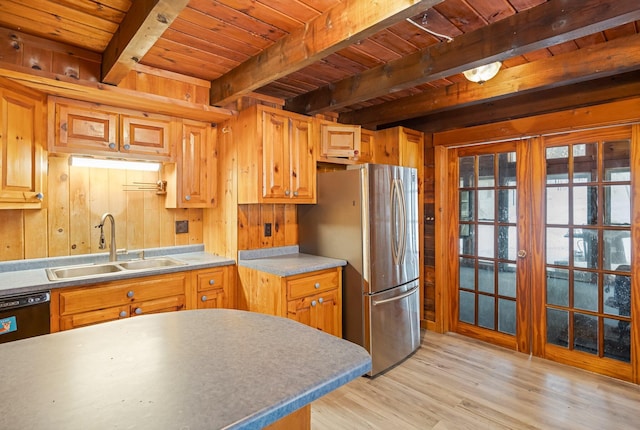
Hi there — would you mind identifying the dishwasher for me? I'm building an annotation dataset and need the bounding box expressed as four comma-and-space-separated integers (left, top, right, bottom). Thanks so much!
0, 291, 51, 344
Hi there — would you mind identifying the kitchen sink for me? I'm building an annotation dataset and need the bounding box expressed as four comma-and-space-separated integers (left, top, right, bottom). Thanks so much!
118, 257, 186, 270
46, 257, 187, 281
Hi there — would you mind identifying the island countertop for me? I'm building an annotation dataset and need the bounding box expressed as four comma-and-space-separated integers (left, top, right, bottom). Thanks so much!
0, 309, 371, 429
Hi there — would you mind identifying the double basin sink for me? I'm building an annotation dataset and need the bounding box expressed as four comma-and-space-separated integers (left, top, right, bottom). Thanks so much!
46, 257, 187, 281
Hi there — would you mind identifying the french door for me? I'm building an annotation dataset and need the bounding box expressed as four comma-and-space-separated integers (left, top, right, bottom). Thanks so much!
450, 125, 635, 381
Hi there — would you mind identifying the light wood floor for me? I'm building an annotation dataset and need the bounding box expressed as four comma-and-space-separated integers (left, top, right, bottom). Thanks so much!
311, 330, 640, 429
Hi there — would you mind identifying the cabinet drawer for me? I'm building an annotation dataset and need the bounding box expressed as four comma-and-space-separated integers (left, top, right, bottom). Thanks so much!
60, 305, 129, 330
59, 274, 186, 315
195, 269, 226, 292
131, 295, 185, 316
287, 269, 339, 300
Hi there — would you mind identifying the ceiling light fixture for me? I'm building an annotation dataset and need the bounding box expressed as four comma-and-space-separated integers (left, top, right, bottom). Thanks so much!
462, 61, 502, 84
69, 156, 161, 172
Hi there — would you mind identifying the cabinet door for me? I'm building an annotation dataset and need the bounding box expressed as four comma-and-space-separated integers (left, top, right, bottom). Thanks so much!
358, 129, 375, 163
289, 117, 315, 202
261, 110, 289, 200
194, 267, 233, 309
54, 101, 118, 154
0, 86, 45, 207
287, 289, 340, 337
320, 123, 361, 158
171, 120, 215, 207
120, 114, 172, 160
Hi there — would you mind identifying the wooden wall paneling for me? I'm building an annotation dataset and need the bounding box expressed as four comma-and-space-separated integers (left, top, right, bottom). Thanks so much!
188, 208, 203, 245
23, 209, 47, 259
142, 185, 161, 249
107, 169, 128, 252
159, 204, 177, 247
125, 169, 145, 250
0, 210, 23, 260
88, 168, 110, 254
246, 205, 261, 249
47, 155, 70, 257
284, 204, 298, 246
260, 205, 275, 248
272, 204, 286, 247
69, 164, 91, 255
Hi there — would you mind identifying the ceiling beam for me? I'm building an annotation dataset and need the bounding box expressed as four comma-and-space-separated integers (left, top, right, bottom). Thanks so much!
339, 32, 640, 128
287, 0, 640, 115
400, 71, 640, 133
102, 0, 190, 85
208, 0, 444, 107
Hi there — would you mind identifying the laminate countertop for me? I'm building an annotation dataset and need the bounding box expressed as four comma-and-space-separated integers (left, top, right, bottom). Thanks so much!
0, 309, 371, 429
238, 245, 346, 276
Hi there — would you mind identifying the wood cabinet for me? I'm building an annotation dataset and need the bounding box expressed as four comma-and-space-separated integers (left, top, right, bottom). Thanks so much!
165, 120, 217, 208
0, 77, 46, 209
49, 97, 173, 161
318, 120, 361, 160
237, 105, 315, 204
54, 272, 187, 331
238, 266, 342, 337
189, 265, 235, 309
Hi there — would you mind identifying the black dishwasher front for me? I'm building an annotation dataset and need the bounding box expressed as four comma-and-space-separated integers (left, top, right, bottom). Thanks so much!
0, 291, 50, 344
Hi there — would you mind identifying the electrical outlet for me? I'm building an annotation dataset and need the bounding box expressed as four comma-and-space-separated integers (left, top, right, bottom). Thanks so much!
175, 220, 189, 234
264, 223, 272, 237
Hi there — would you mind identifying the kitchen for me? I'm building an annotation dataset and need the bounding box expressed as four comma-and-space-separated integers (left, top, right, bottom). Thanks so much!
1, 0, 640, 428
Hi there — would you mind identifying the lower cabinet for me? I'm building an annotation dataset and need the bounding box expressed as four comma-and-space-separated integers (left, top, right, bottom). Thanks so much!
238, 266, 342, 337
51, 264, 237, 332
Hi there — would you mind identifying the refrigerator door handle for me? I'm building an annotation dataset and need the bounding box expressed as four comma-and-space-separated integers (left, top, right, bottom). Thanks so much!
397, 178, 407, 264
391, 178, 407, 265
372, 285, 419, 306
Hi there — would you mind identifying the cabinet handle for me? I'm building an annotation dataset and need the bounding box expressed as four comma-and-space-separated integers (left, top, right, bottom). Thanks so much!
311, 300, 317, 307
127, 290, 134, 298
123, 144, 131, 150
134, 307, 142, 315
109, 142, 116, 149
318, 297, 324, 304
284, 190, 290, 196
35, 192, 44, 200
201, 295, 207, 302
185, 195, 191, 201
119, 311, 127, 318
293, 191, 298, 197
209, 279, 215, 285
314, 282, 320, 289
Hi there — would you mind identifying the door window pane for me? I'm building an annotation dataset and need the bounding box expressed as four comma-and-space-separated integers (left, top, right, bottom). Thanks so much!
547, 308, 568, 347
477, 225, 494, 258
573, 143, 597, 182
603, 230, 631, 269
459, 190, 474, 221
546, 186, 569, 224
603, 318, 630, 363
547, 268, 569, 307
459, 257, 476, 291
575, 228, 598, 269
574, 313, 598, 355
498, 226, 517, 261
573, 186, 598, 225
498, 263, 516, 298
498, 299, 516, 335
546, 227, 569, 265
459, 291, 475, 324
478, 295, 495, 329
603, 140, 630, 181
604, 271, 631, 318
498, 152, 516, 186
459, 156, 475, 187
573, 270, 598, 312
604, 185, 631, 225
497, 189, 517, 223
546, 146, 569, 184
478, 155, 494, 186
478, 260, 495, 294
459, 225, 475, 255
478, 189, 494, 221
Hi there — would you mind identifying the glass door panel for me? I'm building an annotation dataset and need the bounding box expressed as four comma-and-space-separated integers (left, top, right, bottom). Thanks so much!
543, 129, 632, 367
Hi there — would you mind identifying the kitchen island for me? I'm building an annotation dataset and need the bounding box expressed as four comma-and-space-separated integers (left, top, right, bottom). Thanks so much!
0, 309, 371, 429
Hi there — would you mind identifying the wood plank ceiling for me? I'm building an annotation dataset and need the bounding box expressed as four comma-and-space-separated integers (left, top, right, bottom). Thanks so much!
1, 0, 639, 130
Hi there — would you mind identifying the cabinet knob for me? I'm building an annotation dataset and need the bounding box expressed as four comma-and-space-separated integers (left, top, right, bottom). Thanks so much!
185, 195, 191, 201
109, 142, 116, 149
314, 282, 320, 289
123, 144, 131, 150
284, 190, 290, 196
209, 279, 215, 285
127, 290, 134, 298
318, 297, 324, 304
35, 192, 44, 200
134, 307, 142, 315
311, 300, 317, 307
201, 295, 207, 302
293, 191, 298, 197
119, 311, 127, 318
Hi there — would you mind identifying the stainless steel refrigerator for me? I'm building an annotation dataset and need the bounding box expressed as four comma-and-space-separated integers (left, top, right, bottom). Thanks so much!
299, 163, 421, 376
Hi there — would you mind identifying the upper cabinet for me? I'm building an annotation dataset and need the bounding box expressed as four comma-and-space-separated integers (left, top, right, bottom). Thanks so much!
49, 97, 173, 162
237, 105, 316, 204
165, 119, 217, 208
0, 77, 46, 209
317, 120, 361, 161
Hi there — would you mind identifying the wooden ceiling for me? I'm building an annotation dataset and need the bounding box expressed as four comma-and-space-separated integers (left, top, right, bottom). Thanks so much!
1, 0, 639, 130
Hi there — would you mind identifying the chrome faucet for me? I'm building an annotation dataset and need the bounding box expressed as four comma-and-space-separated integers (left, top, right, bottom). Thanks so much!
97, 212, 117, 262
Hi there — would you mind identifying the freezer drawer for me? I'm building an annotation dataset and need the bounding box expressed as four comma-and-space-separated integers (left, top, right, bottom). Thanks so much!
366, 280, 420, 376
